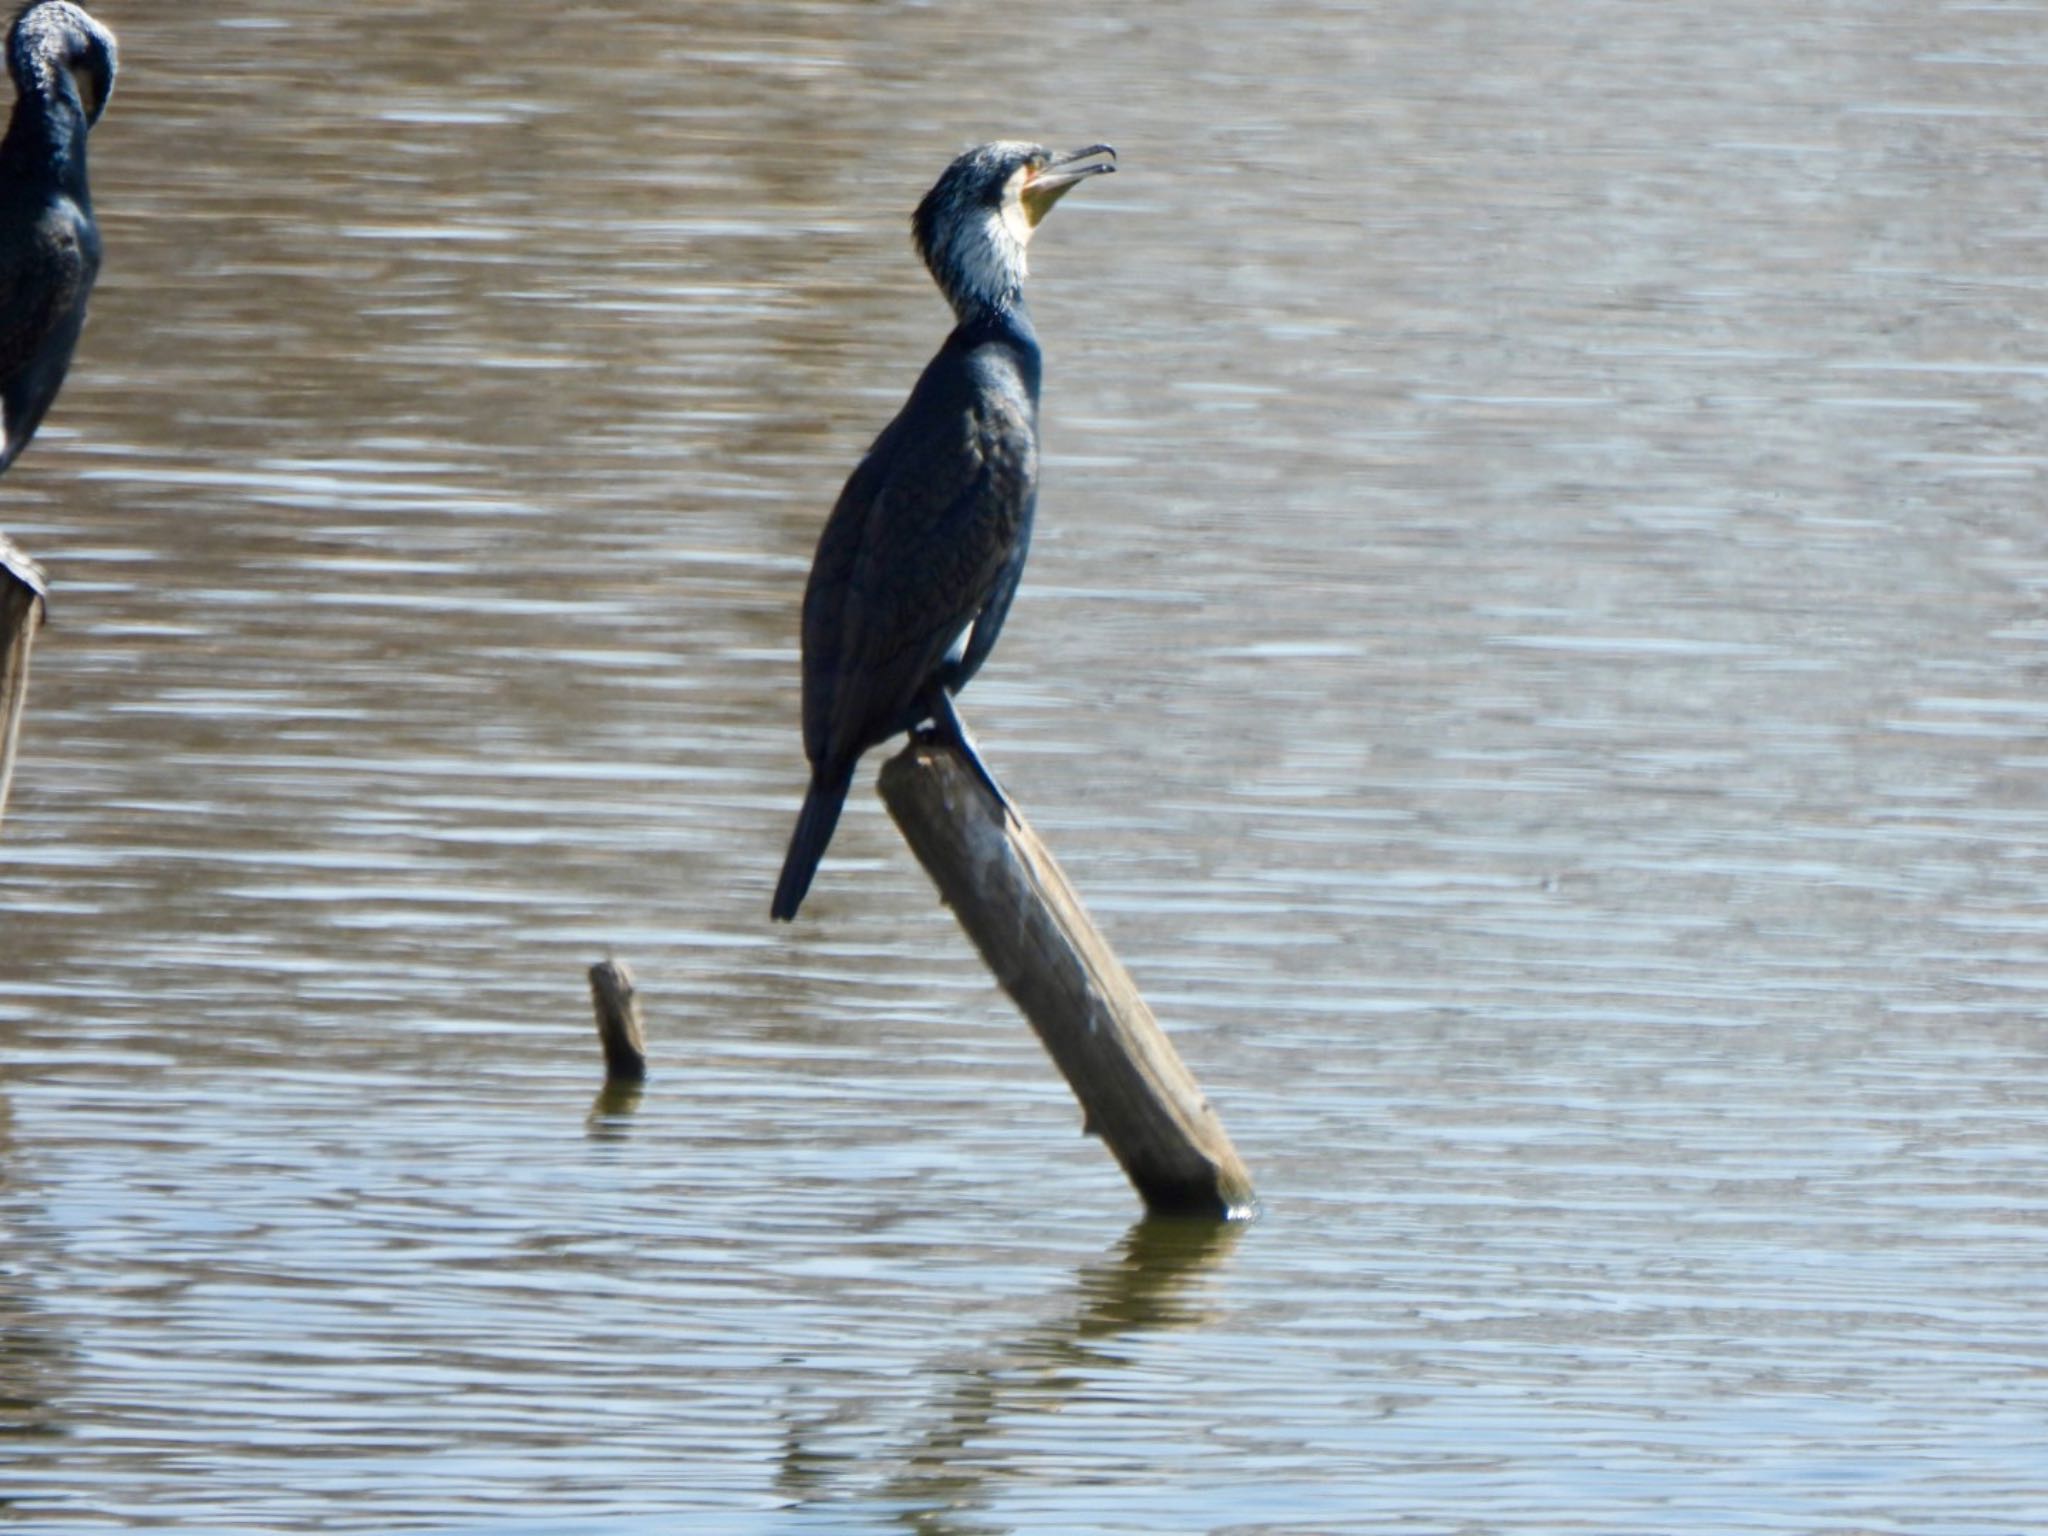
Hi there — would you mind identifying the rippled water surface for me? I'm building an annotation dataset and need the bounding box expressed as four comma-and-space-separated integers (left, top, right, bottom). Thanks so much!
5, 1, 2048, 1531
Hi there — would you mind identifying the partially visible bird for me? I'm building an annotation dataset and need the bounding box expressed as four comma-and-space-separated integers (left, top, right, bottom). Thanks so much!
0, 0, 114, 475
770, 140, 1116, 922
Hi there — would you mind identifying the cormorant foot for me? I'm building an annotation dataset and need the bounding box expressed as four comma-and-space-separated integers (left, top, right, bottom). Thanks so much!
921, 687, 1011, 814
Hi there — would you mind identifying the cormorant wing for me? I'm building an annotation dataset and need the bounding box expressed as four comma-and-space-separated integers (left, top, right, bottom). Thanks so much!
0, 198, 94, 468
803, 384, 1037, 766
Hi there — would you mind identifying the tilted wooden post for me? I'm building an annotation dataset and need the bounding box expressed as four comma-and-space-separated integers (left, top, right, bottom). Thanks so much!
879, 741, 1255, 1219
587, 958, 648, 1082
0, 535, 47, 834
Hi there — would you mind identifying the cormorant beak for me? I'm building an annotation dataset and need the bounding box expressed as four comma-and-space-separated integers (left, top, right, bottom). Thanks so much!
1020, 143, 1116, 226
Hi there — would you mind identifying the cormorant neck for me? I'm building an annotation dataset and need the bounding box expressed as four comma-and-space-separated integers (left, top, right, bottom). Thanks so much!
925, 207, 1032, 325
951, 295, 1038, 355
2, 58, 90, 195
947, 283, 1029, 328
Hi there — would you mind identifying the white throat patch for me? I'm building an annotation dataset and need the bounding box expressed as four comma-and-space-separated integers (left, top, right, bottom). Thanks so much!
945, 203, 1030, 315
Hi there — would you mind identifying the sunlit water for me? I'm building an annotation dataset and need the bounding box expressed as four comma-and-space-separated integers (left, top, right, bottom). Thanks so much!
4, 1, 2048, 1531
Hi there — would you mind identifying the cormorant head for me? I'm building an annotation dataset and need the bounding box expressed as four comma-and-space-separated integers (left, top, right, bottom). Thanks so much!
912, 141, 1115, 319
9, 1, 116, 127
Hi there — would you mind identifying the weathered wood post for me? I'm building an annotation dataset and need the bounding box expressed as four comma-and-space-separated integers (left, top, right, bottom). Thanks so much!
879, 741, 1255, 1219
0, 535, 47, 834
586, 958, 648, 1083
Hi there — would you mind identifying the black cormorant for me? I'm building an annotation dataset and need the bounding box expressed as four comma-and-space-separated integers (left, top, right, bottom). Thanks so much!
0, 0, 114, 475
770, 140, 1116, 922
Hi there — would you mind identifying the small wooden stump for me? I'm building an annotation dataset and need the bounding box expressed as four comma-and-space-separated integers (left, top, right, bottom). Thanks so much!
587, 958, 648, 1082
0, 535, 47, 834
879, 741, 1255, 1219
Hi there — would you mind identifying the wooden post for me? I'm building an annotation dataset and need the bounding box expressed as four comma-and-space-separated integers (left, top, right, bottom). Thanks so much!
0, 535, 47, 834
878, 741, 1255, 1219
586, 958, 648, 1082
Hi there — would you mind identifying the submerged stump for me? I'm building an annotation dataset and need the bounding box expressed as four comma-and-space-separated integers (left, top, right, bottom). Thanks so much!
587, 958, 648, 1083
879, 740, 1255, 1219
0, 535, 47, 834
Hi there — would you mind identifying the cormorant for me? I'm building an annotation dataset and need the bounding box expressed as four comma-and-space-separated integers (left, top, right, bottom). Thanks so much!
0, 1, 114, 475
770, 140, 1116, 922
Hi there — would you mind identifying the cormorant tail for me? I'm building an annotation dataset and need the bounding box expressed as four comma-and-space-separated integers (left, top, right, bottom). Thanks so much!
770, 761, 857, 921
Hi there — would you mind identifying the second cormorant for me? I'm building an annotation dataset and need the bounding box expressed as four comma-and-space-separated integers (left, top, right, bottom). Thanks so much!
770, 140, 1116, 921
0, 0, 115, 475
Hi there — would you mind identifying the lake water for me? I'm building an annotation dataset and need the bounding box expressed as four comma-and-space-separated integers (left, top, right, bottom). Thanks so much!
5, 1, 2048, 1531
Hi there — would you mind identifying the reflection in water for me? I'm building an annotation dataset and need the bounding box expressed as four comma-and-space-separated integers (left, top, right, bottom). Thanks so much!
1064, 1215, 1241, 1340
777, 1219, 1241, 1531
0, 1093, 72, 1513
586, 1079, 645, 1139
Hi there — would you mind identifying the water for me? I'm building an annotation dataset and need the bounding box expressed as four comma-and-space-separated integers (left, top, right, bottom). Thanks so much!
4, 0, 2048, 1530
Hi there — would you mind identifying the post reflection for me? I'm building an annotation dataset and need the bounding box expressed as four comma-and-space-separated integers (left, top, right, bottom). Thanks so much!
585, 1080, 646, 1141
776, 1216, 1244, 1529
0, 1092, 73, 1509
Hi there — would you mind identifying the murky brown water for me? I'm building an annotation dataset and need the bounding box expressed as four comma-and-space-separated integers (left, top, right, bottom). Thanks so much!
4, 1, 2048, 1530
